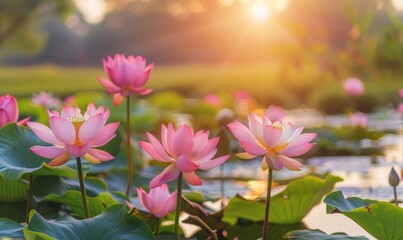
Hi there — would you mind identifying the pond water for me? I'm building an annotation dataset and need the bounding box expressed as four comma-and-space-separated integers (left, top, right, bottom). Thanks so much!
190, 127, 403, 239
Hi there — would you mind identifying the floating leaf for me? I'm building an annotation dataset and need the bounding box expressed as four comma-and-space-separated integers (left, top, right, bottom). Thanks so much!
332, 127, 386, 141
222, 174, 342, 225
284, 229, 368, 240
148, 91, 185, 111
221, 195, 263, 225
0, 124, 79, 180
0, 201, 27, 223
32, 175, 127, 218
32, 163, 78, 178
32, 175, 108, 202
0, 218, 24, 239
42, 191, 121, 219
24, 204, 154, 240
0, 176, 29, 202
324, 191, 403, 240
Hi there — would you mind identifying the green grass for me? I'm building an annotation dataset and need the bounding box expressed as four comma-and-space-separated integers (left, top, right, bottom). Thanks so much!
0, 63, 326, 98
1, 64, 401, 111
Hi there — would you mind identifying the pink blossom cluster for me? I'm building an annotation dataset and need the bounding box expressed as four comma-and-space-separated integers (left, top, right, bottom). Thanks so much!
10, 54, 319, 221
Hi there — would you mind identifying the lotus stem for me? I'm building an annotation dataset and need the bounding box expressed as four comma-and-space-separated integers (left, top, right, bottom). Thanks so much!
76, 157, 90, 219
220, 163, 225, 209
393, 186, 398, 206
154, 218, 160, 235
175, 173, 183, 240
125, 96, 133, 196
216, 126, 227, 209
188, 215, 218, 240
262, 168, 273, 240
25, 174, 33, 223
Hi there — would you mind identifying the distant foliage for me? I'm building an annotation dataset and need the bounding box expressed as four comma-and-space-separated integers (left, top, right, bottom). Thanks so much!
0, 0, 74, 54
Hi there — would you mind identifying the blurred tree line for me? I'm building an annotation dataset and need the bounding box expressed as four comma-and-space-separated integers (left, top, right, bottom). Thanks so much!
0, 0, 73, 54
1, 0, 403, 72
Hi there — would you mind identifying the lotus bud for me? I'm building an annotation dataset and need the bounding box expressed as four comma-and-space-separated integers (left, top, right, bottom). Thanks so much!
389, 167, 400, 187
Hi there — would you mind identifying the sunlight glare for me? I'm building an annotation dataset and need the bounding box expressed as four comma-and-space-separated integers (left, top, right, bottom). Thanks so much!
73, 0, 107, 24
249, 2, 271, 22
219, 0, 234, 7
393, 0, 403, 10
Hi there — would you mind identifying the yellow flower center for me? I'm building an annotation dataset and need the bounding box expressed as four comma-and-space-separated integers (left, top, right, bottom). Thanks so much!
69, 116, 85, 146
264, 123, 287, 153
273, 144, 287, 153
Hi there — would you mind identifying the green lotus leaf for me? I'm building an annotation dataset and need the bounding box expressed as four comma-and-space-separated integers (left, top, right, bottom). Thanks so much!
0, 124, 83, 181
0, 201, 26, 223
222, 174, 342, 225
0, 218, 24, 239
284, 229, 368, 239
32, 175, 128, 218
0, 176, 29, 202
32, 175, 108, 202
42, 191, 122, 219
24, 204, 154, 240
324, 191, 403, 240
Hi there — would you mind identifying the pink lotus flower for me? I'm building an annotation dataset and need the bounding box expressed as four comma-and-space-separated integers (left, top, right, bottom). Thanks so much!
349, 112, 368, 128
233, 90, 251, 101
398, 103, 403, 114
0, 94, 29, 128
227, 113, 316, 171
97, 54, 153, 105
31, 91, 61, 109
203, 93, 223, 108
139, 123, 230, 188
265, 105, 286, 122
27, 103, 119, 166
343, 77, 364, 96
399, 89, 403, 99
131, 183, 177, 218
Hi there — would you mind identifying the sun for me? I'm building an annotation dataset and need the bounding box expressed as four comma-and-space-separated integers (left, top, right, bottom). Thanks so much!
249, 2, 271, 22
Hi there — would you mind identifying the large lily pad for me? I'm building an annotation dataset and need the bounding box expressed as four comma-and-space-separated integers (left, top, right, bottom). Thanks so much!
284, 229, 368, 240
0, 176, 29, 202
324, 191, 403, 240
32, 176, 127, 218
24, 204, 155, 240
32, 175, 108, 202
222, 174, 342, 225
0, 124, 79, 180
0, 218, 24, 239
42, 191, 122, 219
32, 175, 126, 219
0, 201, 27, 223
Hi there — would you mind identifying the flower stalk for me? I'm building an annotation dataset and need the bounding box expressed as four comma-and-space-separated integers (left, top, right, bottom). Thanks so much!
125, 96, 133, 196
154, 218, 160, 235
175, 173, 183, 240
188, 215, 218, 240
262, 168, 273, 240
393, 186, 398, 206
25, 174, 33, 223
76, 157, 90, 219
